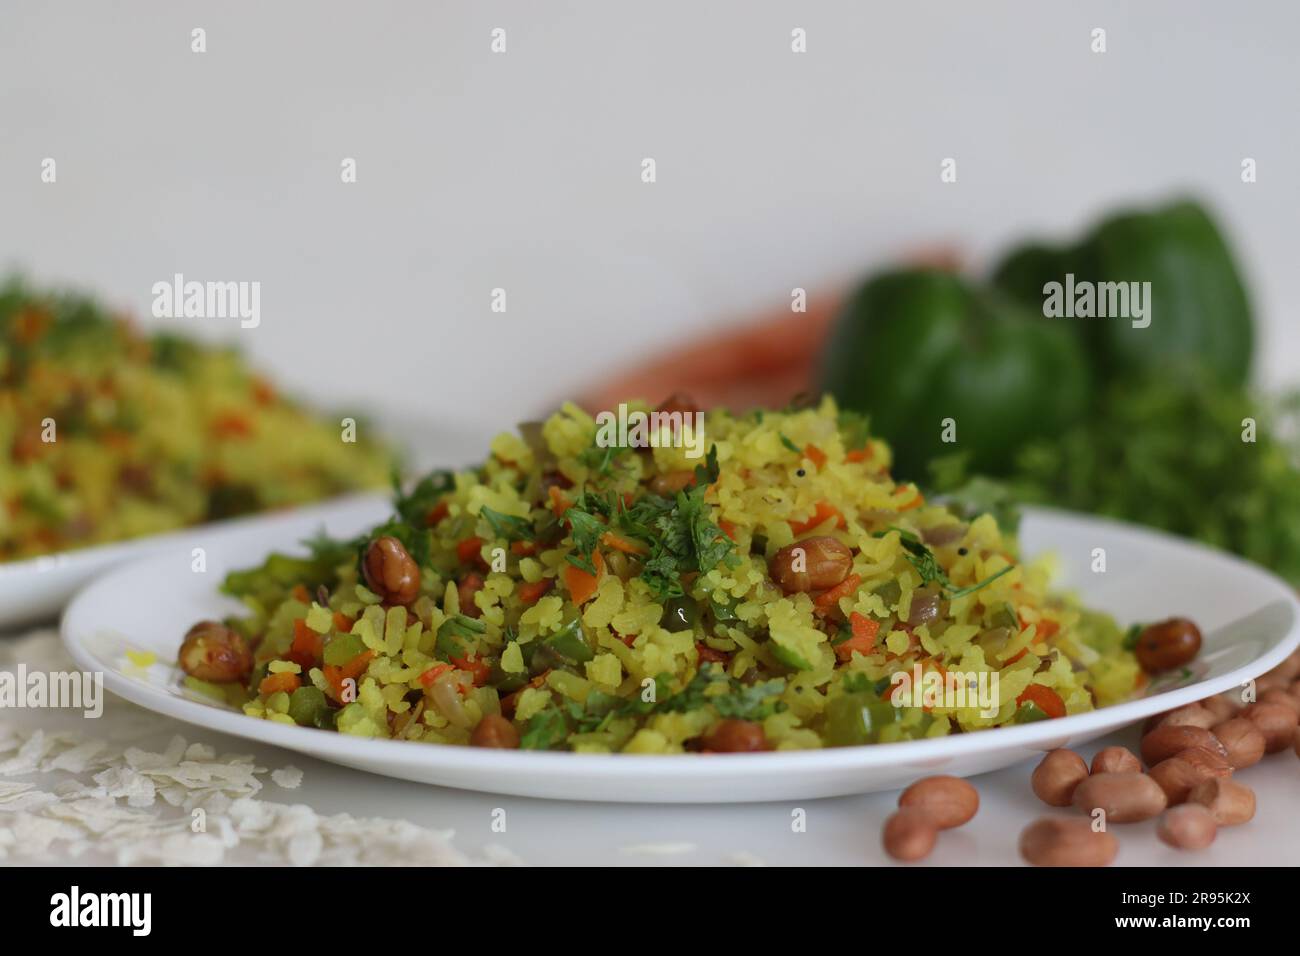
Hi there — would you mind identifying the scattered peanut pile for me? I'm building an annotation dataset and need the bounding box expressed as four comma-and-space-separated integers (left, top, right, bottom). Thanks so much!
882, 647, 1300, 865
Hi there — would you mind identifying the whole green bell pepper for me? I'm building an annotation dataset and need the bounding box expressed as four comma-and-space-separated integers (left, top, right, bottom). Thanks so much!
992, 199, 1253, 387
820, 269, 1090, 479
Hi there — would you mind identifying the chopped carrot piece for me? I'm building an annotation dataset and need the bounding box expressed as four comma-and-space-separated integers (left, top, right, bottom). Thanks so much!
332, 611, 354, 633
718, 519, 737, 541
456, 536, 483, 565
517, 578, 554, 604
548, 486, 571, 519
510, 540, 537, 556
563, 549, 605, 605
835, 612, 881, 661
418, 663, 453, 687
211, 412, 254, 438
289, 618, 323, 663
340, 650, 375, 681
425, 500, 450, 526
258, 672, 301, 696
845, 447, 872, 463
291, 584, 311, 604
1004, 647, 1029, 665
1016, 684, 1066, 719
789, 500, 846, 535
803, 444, 828, 471
815, 573, 862, 609
601, 531, 647, 555
895, 486, 925, 511
450, 654, 491, 686
696, 642, 729, 664
1037, 619, 1061, 639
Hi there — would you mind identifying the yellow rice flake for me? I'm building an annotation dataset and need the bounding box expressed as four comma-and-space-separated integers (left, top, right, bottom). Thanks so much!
267, 660, 301, 674
500, 641, 525, 675
585, 652, 622, 689
622, 729, 670, 754
514, 687, 553, 723
583, 575, 625, 629
885, 629, 911, 656
125, 649, 156, 668
519, 595, 564, 638
518, 558, 543, 583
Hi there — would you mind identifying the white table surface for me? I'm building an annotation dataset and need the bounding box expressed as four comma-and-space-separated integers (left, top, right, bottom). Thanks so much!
4, 628, 1296, 867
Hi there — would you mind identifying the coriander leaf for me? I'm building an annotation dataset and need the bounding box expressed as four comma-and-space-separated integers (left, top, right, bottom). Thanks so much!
563, 506, 606, 575
519, 707, 569, 750
778, 433, 802, 454
480, 506, 534, 542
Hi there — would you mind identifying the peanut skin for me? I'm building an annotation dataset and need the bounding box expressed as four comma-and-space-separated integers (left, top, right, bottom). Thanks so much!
882, 808, 937, 862
1072, 772, 1167, 823
1148, 757, 1204, 806
1140, 724, 1227, 767
1211, 717, 1265, 769
1243, 701, 1300, 753
1188, 778, 1255, 826
1157, 804, 1217, 850
1020, 817, 1118, 867
1090, 746, 1141, 775
1031, 749, 1089, 807
897, 775, 979, 829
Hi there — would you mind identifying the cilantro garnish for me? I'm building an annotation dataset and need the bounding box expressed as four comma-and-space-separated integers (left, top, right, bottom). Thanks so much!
480, 506, 534, 542
878, 526, 1014, 599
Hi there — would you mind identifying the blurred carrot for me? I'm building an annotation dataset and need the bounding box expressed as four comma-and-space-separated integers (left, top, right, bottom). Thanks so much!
574, 248, 960, 413
576, 293, 841, 413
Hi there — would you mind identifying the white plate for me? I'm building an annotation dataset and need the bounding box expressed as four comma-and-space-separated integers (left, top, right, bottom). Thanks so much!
1, 494, 394, 630
60, 507, 1300, 803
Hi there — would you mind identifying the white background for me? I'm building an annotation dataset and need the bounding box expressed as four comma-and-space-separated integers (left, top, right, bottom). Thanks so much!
2, 1, 1297, 439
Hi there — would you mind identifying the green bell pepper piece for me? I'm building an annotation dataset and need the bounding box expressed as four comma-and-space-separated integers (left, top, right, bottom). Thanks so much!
544, 617, 595, 663
992, 199, 1252, 387
820, 269, 1091, 477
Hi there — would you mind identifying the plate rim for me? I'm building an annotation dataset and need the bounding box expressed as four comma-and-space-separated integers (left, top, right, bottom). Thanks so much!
59, 506, 1300, 785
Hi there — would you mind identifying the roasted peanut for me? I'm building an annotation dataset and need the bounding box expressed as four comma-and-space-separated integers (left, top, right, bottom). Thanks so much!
1090, 746, 1141, 775
469, 713, 519, 749
363, 535, 421, 605
1031, 749, 1089, 807
1260, 687, 1300, 716
1072, 772, 1167, 823
701, 719, 768, 753
769, 536, 852, 593
178, 621, 253, 683
1148, 757, 1204, 805
1211, 717, 1265, 769
1188, 777, 1255, 826
457, 572, 485, 618
1019, 817, 1118, 867
648, 470, 698, 497
1157, 804, 1217, 850
1133, 617, 1202, 673
1176, 745, 1234, 780
1144, 703, 1215, 734
1140, 724, 1227, 767
1201, 695, 1239, 723
1243, 701, 1299, 753
898, 775, 979, 829
882, 808, 937, 862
